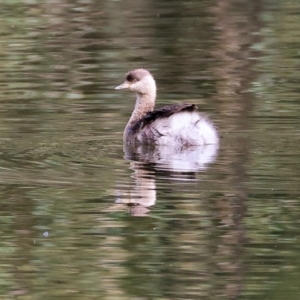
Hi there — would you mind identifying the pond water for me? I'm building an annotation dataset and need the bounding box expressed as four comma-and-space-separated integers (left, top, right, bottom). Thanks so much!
1, 0, 300, 299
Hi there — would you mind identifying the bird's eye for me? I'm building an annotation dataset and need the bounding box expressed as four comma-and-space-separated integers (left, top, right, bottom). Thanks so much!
126, 74, 134, 82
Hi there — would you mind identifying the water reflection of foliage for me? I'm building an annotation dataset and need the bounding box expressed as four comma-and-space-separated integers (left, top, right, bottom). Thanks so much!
0, 0, 300, 299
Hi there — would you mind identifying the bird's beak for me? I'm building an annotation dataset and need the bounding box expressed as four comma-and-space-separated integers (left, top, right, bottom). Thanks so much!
115, 81, 130, 90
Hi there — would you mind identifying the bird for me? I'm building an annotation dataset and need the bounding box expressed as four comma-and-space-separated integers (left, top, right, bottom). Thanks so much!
115, 68, 219, 146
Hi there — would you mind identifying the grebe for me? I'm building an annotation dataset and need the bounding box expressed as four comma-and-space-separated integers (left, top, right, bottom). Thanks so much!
115, 68, 219, 146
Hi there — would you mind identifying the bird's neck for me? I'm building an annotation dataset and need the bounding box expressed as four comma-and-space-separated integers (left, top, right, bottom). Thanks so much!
131, 92, 156, 122
124, 92, 156, 141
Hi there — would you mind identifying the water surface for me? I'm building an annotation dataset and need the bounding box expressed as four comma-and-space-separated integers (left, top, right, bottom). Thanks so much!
0, 0, 300, 299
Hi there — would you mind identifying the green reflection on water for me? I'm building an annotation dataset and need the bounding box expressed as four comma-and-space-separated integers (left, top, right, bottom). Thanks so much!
0, 0, 300, 299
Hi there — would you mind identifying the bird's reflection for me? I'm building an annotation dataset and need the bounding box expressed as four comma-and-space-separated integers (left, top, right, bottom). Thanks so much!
116, 143, 219, 216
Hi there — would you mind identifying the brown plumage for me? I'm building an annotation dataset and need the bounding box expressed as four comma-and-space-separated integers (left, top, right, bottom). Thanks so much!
115, 69, 219, 146
130, 103, 197, 135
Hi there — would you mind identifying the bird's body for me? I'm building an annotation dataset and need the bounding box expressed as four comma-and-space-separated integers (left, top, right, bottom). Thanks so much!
115, 69, 219, 146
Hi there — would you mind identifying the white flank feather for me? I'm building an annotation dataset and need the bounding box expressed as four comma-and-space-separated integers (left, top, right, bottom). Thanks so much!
137, 111, 219, 146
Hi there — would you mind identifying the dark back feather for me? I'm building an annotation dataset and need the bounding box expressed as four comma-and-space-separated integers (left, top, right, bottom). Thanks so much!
130, 103, 198, 134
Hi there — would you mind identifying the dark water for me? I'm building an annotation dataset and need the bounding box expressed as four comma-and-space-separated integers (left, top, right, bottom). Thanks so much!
1, 0, 300, 299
